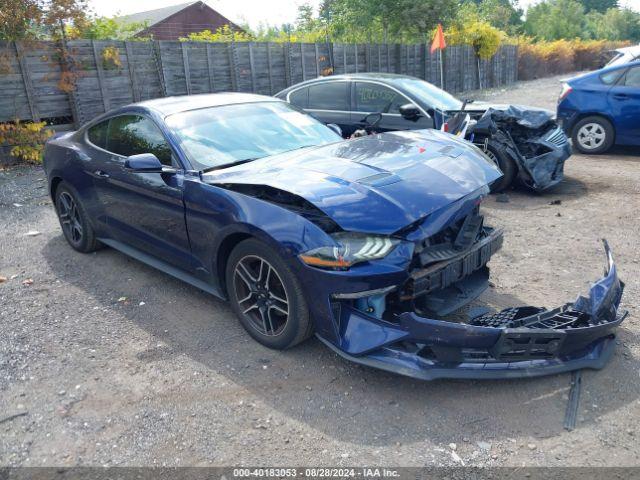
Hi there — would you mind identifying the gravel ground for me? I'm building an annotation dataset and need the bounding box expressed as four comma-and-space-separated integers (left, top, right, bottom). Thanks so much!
1, 74, 639, 468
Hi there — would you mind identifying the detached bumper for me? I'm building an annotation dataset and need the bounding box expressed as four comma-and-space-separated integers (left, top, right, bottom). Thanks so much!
320, 241, 627, 380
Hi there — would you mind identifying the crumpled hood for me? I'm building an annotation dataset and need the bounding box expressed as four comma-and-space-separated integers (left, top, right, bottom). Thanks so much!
463, 103, 556, 130
203, 130, 502, 235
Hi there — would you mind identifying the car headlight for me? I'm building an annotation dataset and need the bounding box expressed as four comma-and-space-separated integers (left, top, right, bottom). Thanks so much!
299, 232, 400, 269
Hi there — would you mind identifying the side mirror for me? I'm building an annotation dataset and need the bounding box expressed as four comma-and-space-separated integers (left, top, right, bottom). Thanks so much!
125, 153, 175, 174
399, 103, 422, 121
327, 123, 343, 137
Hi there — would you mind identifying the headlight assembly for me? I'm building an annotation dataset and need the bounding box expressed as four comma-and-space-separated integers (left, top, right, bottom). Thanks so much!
299, 232, 400, 269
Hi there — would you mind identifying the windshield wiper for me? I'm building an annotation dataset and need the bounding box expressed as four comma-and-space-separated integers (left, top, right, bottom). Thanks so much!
201, 158, 259, 173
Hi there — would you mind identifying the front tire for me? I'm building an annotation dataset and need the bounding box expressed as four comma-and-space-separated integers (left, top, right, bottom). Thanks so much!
54, 182, 102, 253
485, 141, 517, 193
572, 116, 614, 154
226, 238, 313, 349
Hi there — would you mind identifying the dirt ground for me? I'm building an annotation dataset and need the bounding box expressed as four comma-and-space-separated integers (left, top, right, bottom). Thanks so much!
1, 74, 639, 468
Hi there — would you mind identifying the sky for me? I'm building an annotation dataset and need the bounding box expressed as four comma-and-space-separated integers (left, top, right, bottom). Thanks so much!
88, 0, 640, 29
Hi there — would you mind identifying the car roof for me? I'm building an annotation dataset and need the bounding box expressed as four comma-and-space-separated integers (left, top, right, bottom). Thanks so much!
613, 44, 640, 56
277, 72, 421, 93
136, 92, 281, 116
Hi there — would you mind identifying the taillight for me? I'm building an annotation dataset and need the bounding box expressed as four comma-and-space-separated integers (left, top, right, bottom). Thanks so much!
442, 122, 449, 133
559, 83, 573, 102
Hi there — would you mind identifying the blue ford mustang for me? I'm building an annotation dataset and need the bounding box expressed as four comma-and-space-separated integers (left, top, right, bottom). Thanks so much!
44, 93, 626, 380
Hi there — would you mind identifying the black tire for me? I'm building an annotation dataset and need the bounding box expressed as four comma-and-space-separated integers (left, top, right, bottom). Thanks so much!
485, 141, 517, 193
225, 238, 313, 349
54, 181, 102, 253
571, 116, 615, 154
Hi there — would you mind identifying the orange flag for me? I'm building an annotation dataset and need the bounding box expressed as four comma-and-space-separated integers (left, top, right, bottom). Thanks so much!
430, 24, 446, 53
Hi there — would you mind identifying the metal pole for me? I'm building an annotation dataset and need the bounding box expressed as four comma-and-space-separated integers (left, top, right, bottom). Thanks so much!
439, 49, 444, 90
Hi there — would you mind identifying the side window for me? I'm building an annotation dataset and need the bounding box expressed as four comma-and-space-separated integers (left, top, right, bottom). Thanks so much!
355, 82, 403, 113
107, 115, 173, 166
307, 82, 348, 111
624, 66, 640, 87
87, 120, 109, 149
289, 88, 308, 109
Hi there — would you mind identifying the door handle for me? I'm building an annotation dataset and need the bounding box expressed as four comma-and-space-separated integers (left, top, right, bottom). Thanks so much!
94, 170, 110, 178
613, 93, 628, 100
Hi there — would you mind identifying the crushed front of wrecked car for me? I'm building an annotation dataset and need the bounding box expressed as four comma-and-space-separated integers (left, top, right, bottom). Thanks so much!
203, 129, 625, 380
461, 105, 572, 191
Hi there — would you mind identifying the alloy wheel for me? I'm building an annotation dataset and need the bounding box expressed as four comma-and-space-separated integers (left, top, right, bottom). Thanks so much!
57, 191, 83, 245
576, 123, 606, 150
233, 255, 289, 337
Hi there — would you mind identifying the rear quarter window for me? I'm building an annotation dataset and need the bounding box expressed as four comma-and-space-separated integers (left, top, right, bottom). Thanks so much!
289, 87, 309, 108
87, 120, 108, 149
600, 69, 624, 85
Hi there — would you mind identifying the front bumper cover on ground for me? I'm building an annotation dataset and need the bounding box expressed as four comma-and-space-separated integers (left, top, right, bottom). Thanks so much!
319, 240, 626, 380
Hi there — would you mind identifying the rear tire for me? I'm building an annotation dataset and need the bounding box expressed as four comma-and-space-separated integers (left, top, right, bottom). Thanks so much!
572, 116, 614, 154
226, 238, 313, 349
54, 182, 102, 253
485, 142, 517, 193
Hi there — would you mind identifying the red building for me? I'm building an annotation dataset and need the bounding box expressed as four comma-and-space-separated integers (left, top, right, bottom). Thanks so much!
118, 1, 244, 40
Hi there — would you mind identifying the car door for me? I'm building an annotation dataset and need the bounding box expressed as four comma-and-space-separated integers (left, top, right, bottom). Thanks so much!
608, 64, 640, 145
352, 81, 434, 132
301, 81, 353, 136
89, 114, 193, 271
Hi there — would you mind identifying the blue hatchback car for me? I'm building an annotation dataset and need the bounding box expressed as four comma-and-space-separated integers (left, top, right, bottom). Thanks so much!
557, 60, 640, 154
44, 93, 626, 380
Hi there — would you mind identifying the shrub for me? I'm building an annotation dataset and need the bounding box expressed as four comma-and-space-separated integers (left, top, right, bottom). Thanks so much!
0, 120, 52, 164
447, 18, 504, 59
517, 37, 630, 80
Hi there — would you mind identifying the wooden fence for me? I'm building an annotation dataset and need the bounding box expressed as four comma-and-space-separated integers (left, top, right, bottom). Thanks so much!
0, 40, 518, 127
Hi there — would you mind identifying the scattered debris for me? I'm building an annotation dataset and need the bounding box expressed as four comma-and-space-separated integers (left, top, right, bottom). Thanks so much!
22, 278, 33, 286
24, 230, 41, 237
564, 370, 583, 431
449, 443, 457, 451
13, 203, 23, 207
0, 411, 28, 425
528, 443, 537, 450
495, 193, 510, 203
117, 297, 127, 303
0, 275, 6, 283
549, 199, 562, 205
477, 441, 492, 451
450, 450, 464, 465
139, 301, 146, 306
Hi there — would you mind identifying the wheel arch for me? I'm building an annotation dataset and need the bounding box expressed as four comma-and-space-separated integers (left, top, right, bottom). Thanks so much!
50, 176, 64, 201
215, 231, 255, 297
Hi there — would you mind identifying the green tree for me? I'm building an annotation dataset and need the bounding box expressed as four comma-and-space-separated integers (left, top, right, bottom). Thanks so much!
72, 16, 147, 40
578, 0, 618, 13
0, 0, 42, 40
524, 0, 586, 40
585, 7, 640, 41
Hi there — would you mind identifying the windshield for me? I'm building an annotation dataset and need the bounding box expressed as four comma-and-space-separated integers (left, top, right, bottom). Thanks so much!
165, 102, 341, 170
392, 77, 463, 111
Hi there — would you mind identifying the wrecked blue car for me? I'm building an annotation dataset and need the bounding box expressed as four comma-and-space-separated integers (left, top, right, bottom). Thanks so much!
43, 93, 626, 380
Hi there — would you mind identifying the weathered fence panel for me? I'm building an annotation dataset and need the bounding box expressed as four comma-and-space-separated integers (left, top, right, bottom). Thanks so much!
0, 40, 518, 126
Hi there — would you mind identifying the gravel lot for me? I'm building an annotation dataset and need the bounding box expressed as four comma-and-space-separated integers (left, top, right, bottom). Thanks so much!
1, 74, 639, 468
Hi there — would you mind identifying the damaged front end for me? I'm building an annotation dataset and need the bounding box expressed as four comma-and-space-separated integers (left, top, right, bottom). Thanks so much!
321, 227, 626, 380
469, 106, 572, 191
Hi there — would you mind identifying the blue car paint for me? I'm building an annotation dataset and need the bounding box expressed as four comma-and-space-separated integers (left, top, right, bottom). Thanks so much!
44, 93, 627, 380
557, 60, 640, 147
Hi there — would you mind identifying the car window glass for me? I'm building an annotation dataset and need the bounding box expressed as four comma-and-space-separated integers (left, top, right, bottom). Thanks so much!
289, 88, 308, 108
624, 66, 640, 87
307, 82, 348, 110
600, 69, 623, 85
355, 82, 401, 113
87, 120, 108, 149
107, 115, 173, 165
